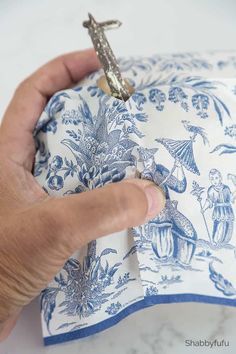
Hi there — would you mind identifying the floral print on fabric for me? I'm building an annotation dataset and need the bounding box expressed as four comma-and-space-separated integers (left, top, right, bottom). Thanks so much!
34, 51, 236, 346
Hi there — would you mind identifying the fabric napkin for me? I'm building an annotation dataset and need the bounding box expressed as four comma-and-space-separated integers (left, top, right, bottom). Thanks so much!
34, 51, 236, 346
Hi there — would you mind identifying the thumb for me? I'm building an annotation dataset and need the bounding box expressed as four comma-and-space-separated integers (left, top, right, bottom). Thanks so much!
0, 179, 165, 318
35, 179, 166, 252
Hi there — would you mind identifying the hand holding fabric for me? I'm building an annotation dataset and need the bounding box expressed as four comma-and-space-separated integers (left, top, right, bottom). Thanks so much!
0, 49, 165, 341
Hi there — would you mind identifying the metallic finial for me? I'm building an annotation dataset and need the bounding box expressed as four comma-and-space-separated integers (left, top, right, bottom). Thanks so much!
83, 13, 133, 101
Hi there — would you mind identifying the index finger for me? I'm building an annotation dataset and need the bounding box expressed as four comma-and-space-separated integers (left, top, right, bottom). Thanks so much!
0, 48, 100, 168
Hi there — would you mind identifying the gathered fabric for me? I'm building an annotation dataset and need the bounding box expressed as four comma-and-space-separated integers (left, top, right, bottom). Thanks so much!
34, 51, 236, 346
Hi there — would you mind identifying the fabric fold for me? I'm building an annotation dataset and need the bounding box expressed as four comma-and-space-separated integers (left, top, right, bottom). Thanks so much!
34, 51, 236, 346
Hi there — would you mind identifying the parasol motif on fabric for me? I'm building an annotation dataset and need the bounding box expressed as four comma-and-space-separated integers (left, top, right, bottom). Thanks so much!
156, 138, 200, 175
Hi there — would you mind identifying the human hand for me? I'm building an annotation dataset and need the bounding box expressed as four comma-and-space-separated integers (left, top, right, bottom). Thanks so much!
0, 49, 166, 340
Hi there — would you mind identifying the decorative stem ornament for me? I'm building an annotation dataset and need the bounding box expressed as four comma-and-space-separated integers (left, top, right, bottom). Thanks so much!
83, 13, 134, 101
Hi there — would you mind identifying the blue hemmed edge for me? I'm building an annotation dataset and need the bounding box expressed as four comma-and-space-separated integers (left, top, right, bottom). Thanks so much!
44, 293, 236, 346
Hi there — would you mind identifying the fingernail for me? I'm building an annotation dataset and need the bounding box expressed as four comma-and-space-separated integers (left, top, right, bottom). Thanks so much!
144, 184, 166, 221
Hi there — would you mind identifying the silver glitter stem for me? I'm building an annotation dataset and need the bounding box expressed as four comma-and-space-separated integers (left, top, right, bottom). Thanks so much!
83, 13, 131, 101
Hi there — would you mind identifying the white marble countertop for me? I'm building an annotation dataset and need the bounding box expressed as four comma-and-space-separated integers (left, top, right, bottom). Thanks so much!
1, 0, 236, 353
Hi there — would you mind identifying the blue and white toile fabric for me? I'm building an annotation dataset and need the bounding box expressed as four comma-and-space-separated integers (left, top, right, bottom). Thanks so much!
34, 51, 236, 346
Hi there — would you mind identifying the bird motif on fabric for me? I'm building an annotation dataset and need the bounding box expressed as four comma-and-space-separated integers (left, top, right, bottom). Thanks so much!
181, 120, 209, 145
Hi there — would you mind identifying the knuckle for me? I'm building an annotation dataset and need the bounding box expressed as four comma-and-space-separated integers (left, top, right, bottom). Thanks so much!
110, 188, 130, 226
110, 182, 146, 227
15, 78, 31, 94
15, 72, 47, 97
